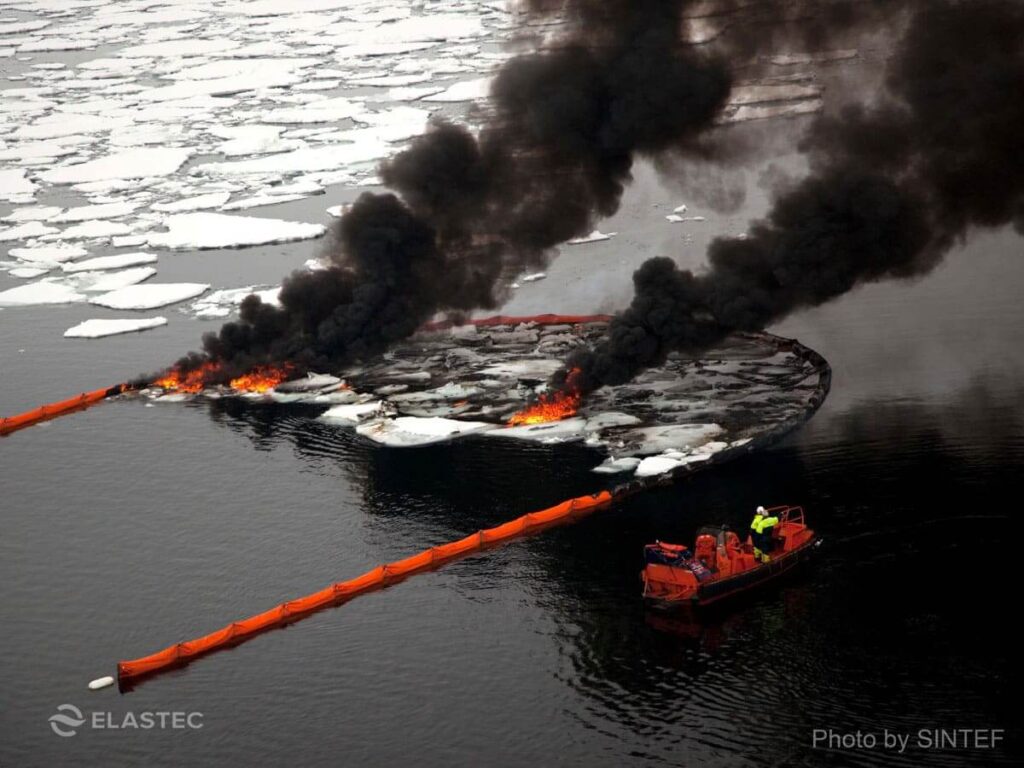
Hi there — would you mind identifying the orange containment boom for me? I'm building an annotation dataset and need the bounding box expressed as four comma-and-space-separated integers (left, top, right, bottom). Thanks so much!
116, 489, 616, 685
0, 383, 132, 437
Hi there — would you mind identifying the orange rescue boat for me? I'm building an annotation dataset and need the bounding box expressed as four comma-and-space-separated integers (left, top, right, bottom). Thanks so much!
642, 505, 819, 609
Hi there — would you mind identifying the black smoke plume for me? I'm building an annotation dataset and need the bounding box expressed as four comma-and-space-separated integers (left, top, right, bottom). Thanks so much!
563, 0, 1024, 394
177, 0, 736, 381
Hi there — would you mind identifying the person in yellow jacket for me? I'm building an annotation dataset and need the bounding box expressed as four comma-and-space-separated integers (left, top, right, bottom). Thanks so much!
750, 506, 779, 562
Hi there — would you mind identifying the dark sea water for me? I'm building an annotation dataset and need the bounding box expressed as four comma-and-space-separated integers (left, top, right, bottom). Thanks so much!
2, 226, 1022, 766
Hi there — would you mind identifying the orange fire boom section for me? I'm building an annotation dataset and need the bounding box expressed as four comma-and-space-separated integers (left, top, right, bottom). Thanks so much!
117, 489, 615, 684
0, 383, 131, 437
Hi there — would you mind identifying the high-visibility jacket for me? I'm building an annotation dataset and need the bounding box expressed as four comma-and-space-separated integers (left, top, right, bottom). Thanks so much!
751, 514, 779, 552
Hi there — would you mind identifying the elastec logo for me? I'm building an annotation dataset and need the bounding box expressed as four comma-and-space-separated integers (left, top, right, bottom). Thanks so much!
47, 704, 204, 737
49, 704, 86, 737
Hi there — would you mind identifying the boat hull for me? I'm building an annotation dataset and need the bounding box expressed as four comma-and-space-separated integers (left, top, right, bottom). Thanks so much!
644, 536, 820, 610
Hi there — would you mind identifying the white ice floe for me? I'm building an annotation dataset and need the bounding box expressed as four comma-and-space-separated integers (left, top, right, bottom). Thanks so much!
70, 266, 156, 293
334, 41, 437, 58
64, 316, 168, 339
2, 206, 63, 223
18, 38, 96, 53
520, 272, 546, 283
666, 214, 706, 223
0, 20, 51, 35
52, 202, 138, 223
211, 126, 299, 157
479, 359, 564, 380
220, 193, 307, 211
422, 77, 490, 102
40, 148, 193, 185
487, 417, 589, 444
0, 169, 37, 202
592, 457, 642, 474
274, 373, 342, 393
147, 212, 324, 250
369, 85, 444, 102
356, 416, 496, 447
111, 235, 147, 247
58, 220, 133, 240
0, 221, 58, 241
634, 456, 683, 477
622, 424, 724, 455
193, 143, 388, 177
139, 68, 306, 102
9, 266, 49, 279
9, 245, 87, 263
319, 401, 384, 425
89, 282, 209, 310
567, 230, 615, 245
120, 39, 240, 58
350, 72, 431, 87
189, 284, 281, 318
263, 96, 364, 124
15, 113, 133, 141
584, 412, 642, 431
151, 192, 231, 213
0, 279, 85, 306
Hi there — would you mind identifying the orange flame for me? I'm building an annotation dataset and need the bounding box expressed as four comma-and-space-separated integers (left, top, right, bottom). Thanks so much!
151, 362, 221, 394
508, 368, 582, 426
229, 363, 296, 393
152, 361, 296, 394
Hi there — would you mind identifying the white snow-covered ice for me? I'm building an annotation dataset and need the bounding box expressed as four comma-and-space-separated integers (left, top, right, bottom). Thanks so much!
0, 279, 85, 306
89, 282, 209, 310
356, 415, 496, 447
40, 148, 193, 185
64, 316, 168, 338
62, 252, 157, 273
147, 213, 324, 250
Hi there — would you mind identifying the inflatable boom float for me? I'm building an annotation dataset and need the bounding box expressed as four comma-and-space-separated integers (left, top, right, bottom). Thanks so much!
103, 488, 619, 690
0, 383, 136, 437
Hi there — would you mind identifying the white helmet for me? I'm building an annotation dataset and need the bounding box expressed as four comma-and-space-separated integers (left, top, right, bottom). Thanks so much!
756, 506, 766, 514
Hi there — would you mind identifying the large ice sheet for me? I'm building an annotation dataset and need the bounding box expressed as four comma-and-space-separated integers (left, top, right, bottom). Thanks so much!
62, 252, 157, 273
0, 279, 85, 306
152, 192, 232, 213
422, 78, 490, 102
0, 169, 36, 202
193, 142, 387, 177
9, 245, 87, 263
70, 266, 157, 293
52, 202, 138, 223
40, 148, 193, 185
89, 282, 209, 310
319, 401, 383, 424
64, 316, 168, 338
485, 417, 589, 443
356, 416, 496, 447
147, 212, 324, 249
0, 221, 59, 242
